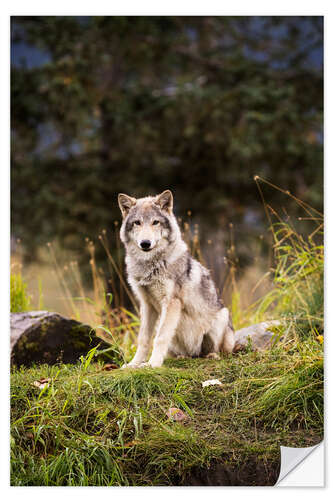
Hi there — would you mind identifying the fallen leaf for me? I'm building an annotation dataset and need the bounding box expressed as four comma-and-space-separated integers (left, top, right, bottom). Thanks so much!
32, 377, 51, 389
166, 407, 188, 422
233, 344, 244, 353
39, 378, 51, 384
124, 440, 140, 447
103, 363, 119, 371
202, 379, 222, 388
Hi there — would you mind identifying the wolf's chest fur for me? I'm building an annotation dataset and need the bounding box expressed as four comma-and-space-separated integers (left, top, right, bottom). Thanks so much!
128, 257, 174, 311
141, 281, 171, 313
131, 256, 167, 286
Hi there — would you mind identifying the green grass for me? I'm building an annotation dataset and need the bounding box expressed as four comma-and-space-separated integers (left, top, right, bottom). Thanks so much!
249, 222, 324, 343
10, 273, 31, 313
11, 339, 323, 486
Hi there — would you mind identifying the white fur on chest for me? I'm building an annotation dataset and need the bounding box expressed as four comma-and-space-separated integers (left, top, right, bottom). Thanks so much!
135, 278, 174, 313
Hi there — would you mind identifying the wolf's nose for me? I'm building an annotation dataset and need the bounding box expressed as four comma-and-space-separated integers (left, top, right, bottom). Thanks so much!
140, 240, 151, 250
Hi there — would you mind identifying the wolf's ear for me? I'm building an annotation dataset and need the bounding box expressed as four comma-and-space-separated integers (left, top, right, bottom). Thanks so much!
155, 190, 173, 213
118, 193, 137, 217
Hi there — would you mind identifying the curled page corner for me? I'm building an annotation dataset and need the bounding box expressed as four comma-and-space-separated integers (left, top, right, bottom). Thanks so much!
275, 441, 324, 486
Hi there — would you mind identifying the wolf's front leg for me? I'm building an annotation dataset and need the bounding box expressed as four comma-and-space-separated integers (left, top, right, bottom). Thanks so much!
147, 299, 182, 368
123, 302, 158, 368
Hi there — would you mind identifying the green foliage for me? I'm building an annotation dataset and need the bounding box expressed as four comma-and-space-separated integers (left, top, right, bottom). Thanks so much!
10, 273, 31, 312
254, 350, 323, 430
250, 220, 323, 342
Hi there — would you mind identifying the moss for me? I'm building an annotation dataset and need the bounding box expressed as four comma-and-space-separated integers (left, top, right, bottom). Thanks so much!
11, 314, 117, 367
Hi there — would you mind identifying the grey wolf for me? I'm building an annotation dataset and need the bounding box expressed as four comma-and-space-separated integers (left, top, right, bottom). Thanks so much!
118, 190, 235, 368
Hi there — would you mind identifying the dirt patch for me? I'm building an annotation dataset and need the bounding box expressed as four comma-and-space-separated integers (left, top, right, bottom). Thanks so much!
183, 458, 280, 486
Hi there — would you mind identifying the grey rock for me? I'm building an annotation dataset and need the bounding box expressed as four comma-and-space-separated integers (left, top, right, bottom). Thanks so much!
10, 311, 114, 367
234, 320, 282, 352
11, 311, 51, 351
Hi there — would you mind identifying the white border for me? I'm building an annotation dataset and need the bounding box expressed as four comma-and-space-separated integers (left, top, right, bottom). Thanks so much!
2, 1, 331, 498
0, 0, 330, 15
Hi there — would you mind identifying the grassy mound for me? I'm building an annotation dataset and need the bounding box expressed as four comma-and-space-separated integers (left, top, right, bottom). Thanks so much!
11, 340, 323, 486
10, 183, 324, 486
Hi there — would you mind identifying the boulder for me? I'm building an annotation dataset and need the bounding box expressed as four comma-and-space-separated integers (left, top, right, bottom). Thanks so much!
234, 320, 282, 352
10, 311, 115, 367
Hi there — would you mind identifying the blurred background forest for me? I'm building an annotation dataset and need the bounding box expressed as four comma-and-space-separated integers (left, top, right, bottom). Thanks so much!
10, 16, 323, 315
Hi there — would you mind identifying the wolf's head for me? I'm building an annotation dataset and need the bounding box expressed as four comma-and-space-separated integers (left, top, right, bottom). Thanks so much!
118, 190, 181, 258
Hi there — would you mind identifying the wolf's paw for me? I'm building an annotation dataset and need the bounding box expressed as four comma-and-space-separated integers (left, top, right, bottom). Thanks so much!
138, 359, 163, 368
121, 362, 140, 370
205, 352, 220, 360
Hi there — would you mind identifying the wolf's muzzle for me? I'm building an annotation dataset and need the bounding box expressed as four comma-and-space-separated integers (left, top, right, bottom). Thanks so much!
140, 240, 152, 251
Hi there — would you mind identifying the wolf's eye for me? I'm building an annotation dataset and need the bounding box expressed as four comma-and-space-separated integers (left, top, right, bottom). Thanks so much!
152, 220, 160, 226
134, 220, 141, 226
